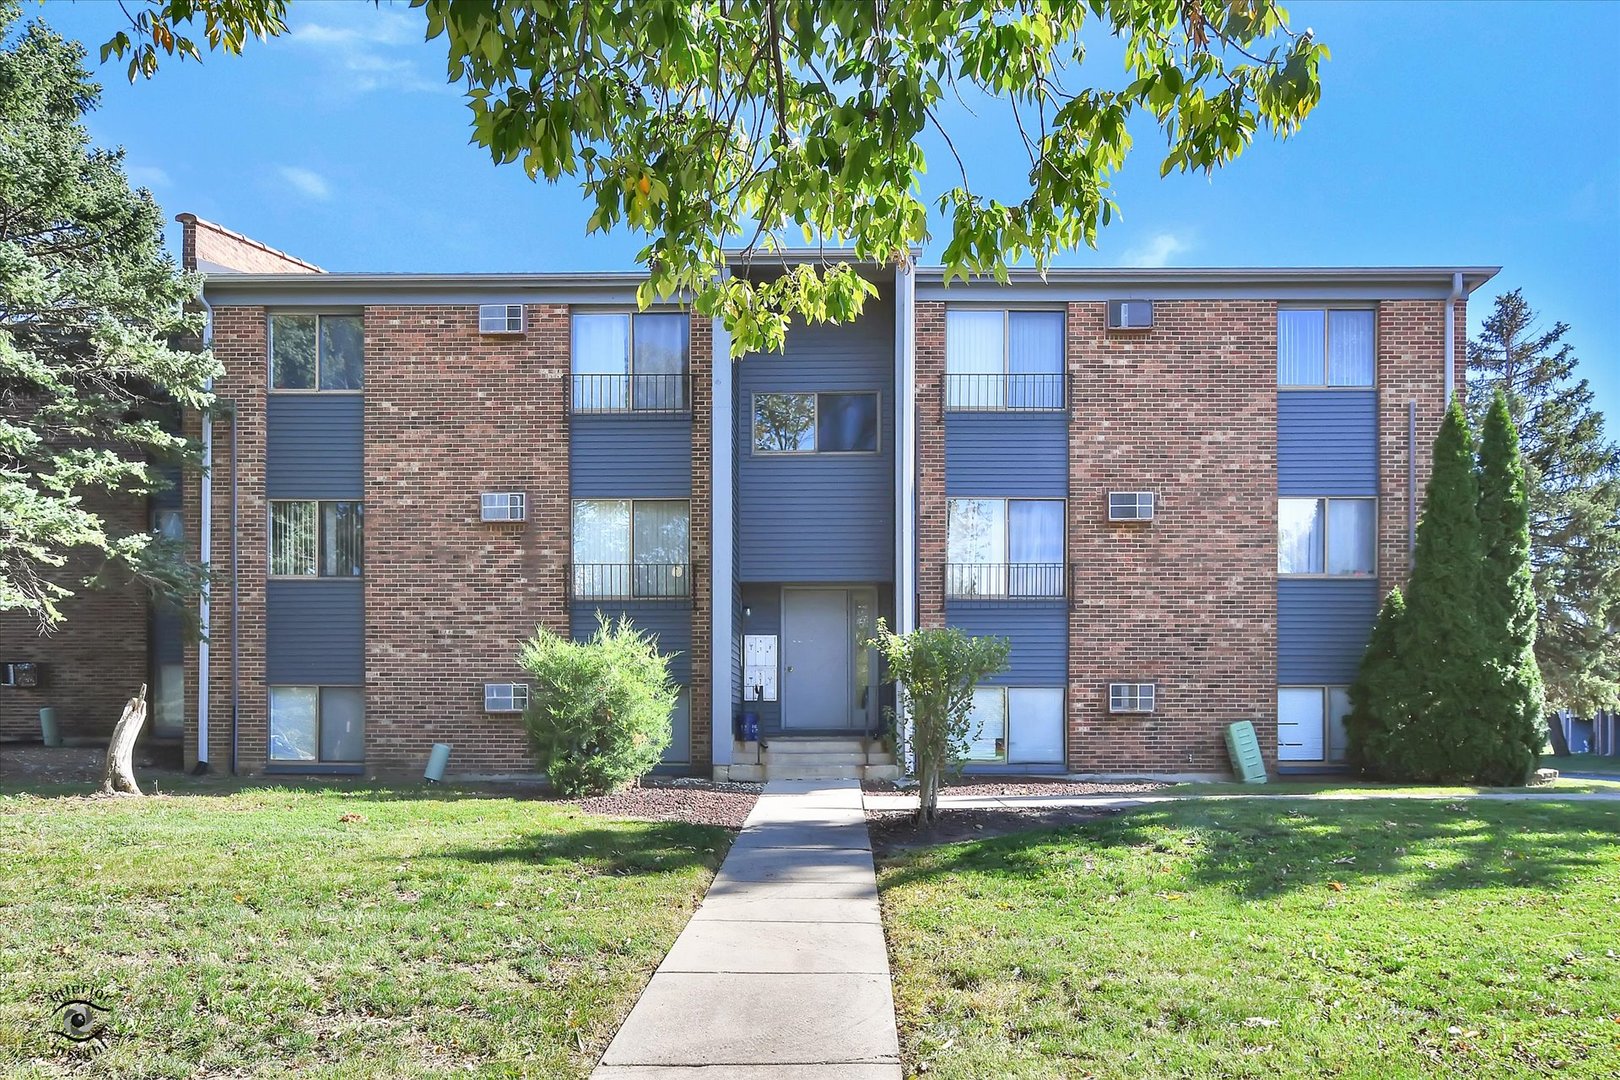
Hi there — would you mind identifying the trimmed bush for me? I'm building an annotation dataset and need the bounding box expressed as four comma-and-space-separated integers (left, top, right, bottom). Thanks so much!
518, 617, 676, 796
1346, 586, 1409, 775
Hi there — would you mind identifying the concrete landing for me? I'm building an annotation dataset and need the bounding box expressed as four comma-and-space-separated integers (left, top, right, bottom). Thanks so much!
593, 780, 900, 1079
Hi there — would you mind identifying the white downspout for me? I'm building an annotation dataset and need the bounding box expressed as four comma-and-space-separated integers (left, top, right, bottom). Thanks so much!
196, 291, 213, 770
1444, 271, 1464, 405
893, 258, 917, 772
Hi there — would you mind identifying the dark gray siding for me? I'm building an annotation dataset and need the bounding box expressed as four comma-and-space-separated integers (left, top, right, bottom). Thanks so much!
1278, 390, 1378, 496
570, 415, 692, 498
944, 602, 1067, 684
570, 604, 692, 683
150, 607, 184, 665
266, 395, 363, 499
737, 296, 895, 582
945, 414, 1068, 497
1277, 578, 1381, 684
266, 580, 364, 683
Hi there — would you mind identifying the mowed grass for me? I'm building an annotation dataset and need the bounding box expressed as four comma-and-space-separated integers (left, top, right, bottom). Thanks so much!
0, 785, 732, 1078
880, 799, 1620, 1078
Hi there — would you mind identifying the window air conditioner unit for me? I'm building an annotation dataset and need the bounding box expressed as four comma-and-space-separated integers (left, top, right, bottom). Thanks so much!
478, 304, 525, 335
1109, 682, 1156, 714
1107, 299, 1153, 330
484, 683, 530, 714
1108, 491, 1156, 522
480, 492, 527, 522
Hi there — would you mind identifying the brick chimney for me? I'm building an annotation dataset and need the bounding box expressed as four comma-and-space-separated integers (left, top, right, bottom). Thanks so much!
175, 213, 324, 274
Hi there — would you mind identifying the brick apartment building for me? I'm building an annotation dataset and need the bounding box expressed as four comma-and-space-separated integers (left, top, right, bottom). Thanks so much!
0, 214, 1496, 780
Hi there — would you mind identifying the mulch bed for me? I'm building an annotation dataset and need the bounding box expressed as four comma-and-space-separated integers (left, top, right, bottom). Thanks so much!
862, 777, 1171, 798
1, 744, 184, 786
572, 777, 762, 829
866, 803, 1135, 854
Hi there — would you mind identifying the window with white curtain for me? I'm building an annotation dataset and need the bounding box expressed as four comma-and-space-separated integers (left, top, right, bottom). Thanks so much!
1278, 497, 1375, 576
1278, 686, 1352, 763
945, 309, 1064, 410
1278, 308, 1375, 387
572, 499, 690, 598
964, 686, 1008, 761
269, 685, 365, 763
947, 498, 1065, 597
271, 501, 363, 577
571, 312, 689, 411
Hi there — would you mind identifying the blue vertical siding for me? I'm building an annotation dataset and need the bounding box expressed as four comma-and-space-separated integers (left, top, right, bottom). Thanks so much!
1278, 390, 1378, 496
737, 296, 895, 582
266, 396, 364, 499
944, 602, 1068, 684
265, 579, 365, 683
570, 604, 692, 683
569, 415, 692, 497
1277, 578, 1381, 683
945, 413, 1068, 497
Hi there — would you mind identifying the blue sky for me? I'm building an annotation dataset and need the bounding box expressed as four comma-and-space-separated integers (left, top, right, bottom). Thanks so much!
36, 0, 1620, 418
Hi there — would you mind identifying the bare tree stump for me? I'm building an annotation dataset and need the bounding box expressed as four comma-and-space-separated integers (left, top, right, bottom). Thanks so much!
99, 684, 148, 796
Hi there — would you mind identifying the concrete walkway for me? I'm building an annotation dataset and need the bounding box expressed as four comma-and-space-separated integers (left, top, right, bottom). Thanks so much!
593, 780, 901, 1079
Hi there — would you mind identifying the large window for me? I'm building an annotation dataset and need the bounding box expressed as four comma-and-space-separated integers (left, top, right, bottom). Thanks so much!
945, 309, 1064, 410
963, 686, 1065, 764
1278, 497, 1375, 576
270, 313, 363, 391
572, 498, 690, 598
1278, 686, 1351, 763
269, 685, 365, 763
572, 312, 689, 412
946, 498, 1065, 597
1278, 308, 1374, 387
752, 392, 879, 454
270, 501, 364, 577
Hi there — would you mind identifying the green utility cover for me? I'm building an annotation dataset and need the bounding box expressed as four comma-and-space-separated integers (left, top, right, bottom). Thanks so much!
1225, 721, 1268, 784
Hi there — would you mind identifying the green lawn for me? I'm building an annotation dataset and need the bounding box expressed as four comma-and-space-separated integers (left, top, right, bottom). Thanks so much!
1167, 776, 1620, 796
0, 785, 732, 1078
880, 799, 1620, 1078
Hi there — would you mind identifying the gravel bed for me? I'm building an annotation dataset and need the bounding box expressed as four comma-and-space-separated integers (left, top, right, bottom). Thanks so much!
573, 778, 762, 829
1, 744, 184, 786
862, 778, 1171, 798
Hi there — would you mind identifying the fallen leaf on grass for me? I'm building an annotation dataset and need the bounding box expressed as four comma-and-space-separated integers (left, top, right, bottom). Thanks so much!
338, 812, 365, 824
1328, 882, 1347, 892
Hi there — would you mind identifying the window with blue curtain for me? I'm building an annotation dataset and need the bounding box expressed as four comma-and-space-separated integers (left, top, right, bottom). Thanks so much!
817, 392, 879, 452
1007, 311, 1064, 409
1008, 499, 1064, 596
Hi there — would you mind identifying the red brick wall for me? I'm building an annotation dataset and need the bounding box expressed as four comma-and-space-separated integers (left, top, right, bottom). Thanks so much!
1066, 300, 1279, 772
1377, 299, 1464, 592
688, 311, 714, 768
361, 304, 570, 775
914, 301, 947, 630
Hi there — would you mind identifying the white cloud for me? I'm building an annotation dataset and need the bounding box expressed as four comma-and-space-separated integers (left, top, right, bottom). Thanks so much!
286, 8, 447, 94
1121, 231, 1192, 268
125, 165, 171, 189
277, 166, 332, 201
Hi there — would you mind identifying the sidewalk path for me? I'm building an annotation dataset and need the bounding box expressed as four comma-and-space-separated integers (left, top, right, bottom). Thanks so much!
593, 779, 901, 1079
863, 788, 1620, 813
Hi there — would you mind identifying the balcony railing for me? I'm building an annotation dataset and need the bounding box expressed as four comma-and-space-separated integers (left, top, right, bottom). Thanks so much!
944, 373, 1065, 412
571, 563, 691, 601
944, 562, 1066, 600
572, 374, 690, 414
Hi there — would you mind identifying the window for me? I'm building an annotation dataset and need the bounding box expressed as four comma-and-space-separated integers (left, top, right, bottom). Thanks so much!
484, 683, 530, 713
946, 498, 1065, 597
572, 312, 689, 412
1108, 491, 1156, 522
269, 685, 364, 763
479, 304, 525, 334
962, 686, 1067, 764
151, 662, 185, 739
1109, 682, 1155, 714
965, 686, 1009, 761
571, 498, 690, 598
1278, 498, 1375, 576
1278, 308, 1374, 387
270, 501, 363, 577
1278, 686, 1352, 763
480, 492, 527, 522
151, 509, 184, 540
752, 392, 879, 454
945, 309, 1064, 410
270, 313, 363, 391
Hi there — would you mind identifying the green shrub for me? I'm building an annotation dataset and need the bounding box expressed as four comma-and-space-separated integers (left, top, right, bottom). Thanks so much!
518, 617, 676, 797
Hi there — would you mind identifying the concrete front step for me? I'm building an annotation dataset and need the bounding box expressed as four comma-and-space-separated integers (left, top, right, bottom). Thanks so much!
725, 763, 902, 782
737, 737, 878, 754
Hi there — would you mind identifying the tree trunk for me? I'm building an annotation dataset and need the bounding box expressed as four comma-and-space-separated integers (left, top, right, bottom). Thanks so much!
100, 684, 148, 796
1546, 709, 1571, 757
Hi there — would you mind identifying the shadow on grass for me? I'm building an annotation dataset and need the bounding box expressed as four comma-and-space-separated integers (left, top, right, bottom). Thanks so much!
881, 798, 1620, 900
425, 820, 729, 877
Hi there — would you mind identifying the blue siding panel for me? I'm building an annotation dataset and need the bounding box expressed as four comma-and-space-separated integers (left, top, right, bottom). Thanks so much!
266, 579, 364, 684
945, 413, 1068, 497
944, 602, 1067, 684
1277, 578, 1381, 684
1278, 390, 1378, 496
570, 604, 692, 683
570, 415, 692, 498
737, 297, 895, 582
266, 396, 363, 499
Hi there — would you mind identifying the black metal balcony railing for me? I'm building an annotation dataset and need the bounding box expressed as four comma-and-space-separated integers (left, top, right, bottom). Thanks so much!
944, 373, 1065, 412
571, 563, 691, 601
572, 374, 691, 414
944, 562, 1066, 600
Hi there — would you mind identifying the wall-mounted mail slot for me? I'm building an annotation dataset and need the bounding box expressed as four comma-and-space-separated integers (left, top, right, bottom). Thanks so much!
743, 634, 778, 702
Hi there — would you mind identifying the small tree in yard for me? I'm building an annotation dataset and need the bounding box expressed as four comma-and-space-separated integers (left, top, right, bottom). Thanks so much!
870, 621, 1009, 825
518, 618, 676, 797
1345, 587, 1410, 777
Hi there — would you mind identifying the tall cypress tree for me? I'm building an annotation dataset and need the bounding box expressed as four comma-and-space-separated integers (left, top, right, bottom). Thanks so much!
1395, 402, 1494, 783
1346, 587, 1409, 776
1476, 390, 1546, 783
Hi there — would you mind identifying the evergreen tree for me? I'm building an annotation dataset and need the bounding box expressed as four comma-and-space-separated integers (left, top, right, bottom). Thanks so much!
1345, 587, 1410, 776
1476, 390, 1546, 783
1468, 290, 1620, 718
0, 6, 216, 628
